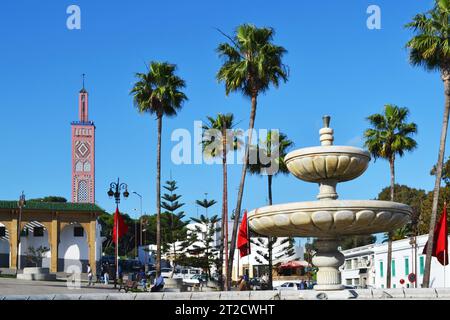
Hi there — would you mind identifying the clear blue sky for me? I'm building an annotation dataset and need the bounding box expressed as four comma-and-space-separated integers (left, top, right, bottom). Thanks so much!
0, 1, 443, 245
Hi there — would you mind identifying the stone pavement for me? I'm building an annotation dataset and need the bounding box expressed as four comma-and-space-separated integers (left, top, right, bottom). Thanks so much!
0, 277, 117, 296
0, 277, 450, 300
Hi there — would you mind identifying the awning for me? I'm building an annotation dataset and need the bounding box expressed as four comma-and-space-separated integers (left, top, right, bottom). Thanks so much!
278, 260, 309, 269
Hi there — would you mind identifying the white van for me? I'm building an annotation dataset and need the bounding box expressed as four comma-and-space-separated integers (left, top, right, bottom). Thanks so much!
173, 268, 202, 279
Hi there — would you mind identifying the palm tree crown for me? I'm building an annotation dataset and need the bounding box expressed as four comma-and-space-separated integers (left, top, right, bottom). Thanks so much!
202, 113, 243, 159
364, 104, 418, 161
131, 61, 187, 117
405, 0, 450, 72
247, 130, 294, 177
216, 24, 289, 97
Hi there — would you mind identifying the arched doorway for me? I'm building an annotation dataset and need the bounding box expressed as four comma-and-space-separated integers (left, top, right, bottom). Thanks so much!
19, 221, 51, 268
0, 223, 10, 268
58, 223, 88, 272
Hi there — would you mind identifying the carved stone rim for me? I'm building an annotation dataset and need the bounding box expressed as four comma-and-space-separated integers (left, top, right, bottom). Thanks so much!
248, 200, 412, 217
285, 145, 371, 164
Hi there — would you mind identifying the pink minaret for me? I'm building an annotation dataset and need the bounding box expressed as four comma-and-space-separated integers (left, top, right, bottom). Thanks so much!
71, 75, 95, 203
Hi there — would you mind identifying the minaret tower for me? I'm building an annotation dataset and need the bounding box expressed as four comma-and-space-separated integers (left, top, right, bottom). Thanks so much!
71, 75, 95, 203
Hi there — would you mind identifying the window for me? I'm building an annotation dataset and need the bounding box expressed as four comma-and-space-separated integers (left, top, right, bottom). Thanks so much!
391, 260, 396, 277
74, 227, 84, 237
405, 257, 409, 275
345, 260, 352, 269
420, 256, 425, 275
75, 161, 83, 172
83, 161, 91, 172
77, 180, 89, 202
33, 227, 44, 237
0, 227, 5, 237
20, 228, 29, 237
380, 261, 384, 278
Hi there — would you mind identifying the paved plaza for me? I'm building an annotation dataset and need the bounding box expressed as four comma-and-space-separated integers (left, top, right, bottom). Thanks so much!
0, 277, 117, 296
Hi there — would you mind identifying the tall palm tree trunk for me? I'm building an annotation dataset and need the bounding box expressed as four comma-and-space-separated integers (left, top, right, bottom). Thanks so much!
222, 127, 229, 291
423, 70, 450, 287
267, 174, 274, 290
156, 115, 162, 274
386, 156, 395, 288
227, 93, 258, 288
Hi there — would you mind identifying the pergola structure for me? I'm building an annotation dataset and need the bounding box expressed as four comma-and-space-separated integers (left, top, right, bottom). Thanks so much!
0, 201, 104, 275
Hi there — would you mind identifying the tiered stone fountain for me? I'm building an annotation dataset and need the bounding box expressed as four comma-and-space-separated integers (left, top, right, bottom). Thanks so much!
248, 116, 412, 292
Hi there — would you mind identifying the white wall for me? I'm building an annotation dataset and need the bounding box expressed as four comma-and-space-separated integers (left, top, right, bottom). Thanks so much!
373, 235, 450, 289
19, 223, 51, 268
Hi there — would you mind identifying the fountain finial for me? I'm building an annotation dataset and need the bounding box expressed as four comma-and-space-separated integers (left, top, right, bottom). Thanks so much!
320, 115, 334, 146
323, 115, 331, 128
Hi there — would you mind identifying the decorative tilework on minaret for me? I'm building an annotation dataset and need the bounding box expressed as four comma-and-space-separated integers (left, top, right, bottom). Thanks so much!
71, 80, 95, 203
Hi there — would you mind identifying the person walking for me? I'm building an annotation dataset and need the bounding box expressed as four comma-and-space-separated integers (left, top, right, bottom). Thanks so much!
104, 264, 110, 285
87, 263, 93, 286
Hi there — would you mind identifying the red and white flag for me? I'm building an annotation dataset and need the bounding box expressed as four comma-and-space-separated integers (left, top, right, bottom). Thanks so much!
113, 206, 128, 243
423, 203, 448, 266
237, 210, 251, 258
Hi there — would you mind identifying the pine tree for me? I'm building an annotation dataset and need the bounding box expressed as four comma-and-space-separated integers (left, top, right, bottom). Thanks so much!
160, 180, 188, 274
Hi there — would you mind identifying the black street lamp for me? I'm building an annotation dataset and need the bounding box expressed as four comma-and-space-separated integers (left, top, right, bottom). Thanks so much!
107, 178, 129, 205
106, 178, 129, 288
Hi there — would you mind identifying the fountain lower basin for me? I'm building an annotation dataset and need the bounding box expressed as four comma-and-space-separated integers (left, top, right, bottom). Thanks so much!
248, 200, 411, 238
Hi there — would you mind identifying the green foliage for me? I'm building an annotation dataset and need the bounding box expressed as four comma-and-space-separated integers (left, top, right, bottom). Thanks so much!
216, 24, 289, 97
202, 113, 243, 159
339, 235, 376, 250
25, 246, 50, 267
28, 196, 67, 203
131, 61, 188, 118
98, 211, 137, 258
247, 130, 293, 177
160, 180, 188, 262
183, 213, 221, 276
405, 0, 450, 72
377, 184, 427, 235
364, 105, 418, 162
431, 156, 450, 186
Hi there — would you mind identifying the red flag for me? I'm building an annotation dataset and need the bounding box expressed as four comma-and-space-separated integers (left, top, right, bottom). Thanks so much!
113, 206, 128, 243
423, 203, 448, 266
237, 210, 251, 258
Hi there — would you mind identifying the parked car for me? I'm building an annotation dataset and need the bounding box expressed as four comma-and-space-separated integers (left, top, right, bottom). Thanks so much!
274, 281, 306, 290
183, 274, 207, 285
177, 268, 202, 279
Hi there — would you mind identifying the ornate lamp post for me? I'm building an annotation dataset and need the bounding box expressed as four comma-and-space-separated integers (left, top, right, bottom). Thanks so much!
16, 192, 26, 272
107, 178, 129, 288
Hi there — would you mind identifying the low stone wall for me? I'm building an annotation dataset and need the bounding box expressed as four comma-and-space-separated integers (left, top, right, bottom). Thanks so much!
1, 288, 450, 300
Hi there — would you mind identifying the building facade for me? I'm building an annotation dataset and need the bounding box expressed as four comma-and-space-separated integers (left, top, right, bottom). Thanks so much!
340, 235, 450, 289
71, 85, 95, 203
340, 244, 376, 288
0, 201, 104, 274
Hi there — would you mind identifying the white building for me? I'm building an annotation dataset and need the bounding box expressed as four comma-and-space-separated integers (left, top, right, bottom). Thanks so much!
340, 235, 450, 289
340, 244, 376, 288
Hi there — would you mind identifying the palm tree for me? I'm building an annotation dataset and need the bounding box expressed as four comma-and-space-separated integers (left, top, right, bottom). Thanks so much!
216, 24, 289, 287
364, 104, 418, 288
247, 130, 293, 289
130, 61, 187, 274
202, 113, 242, 290
405, 0, 450, 287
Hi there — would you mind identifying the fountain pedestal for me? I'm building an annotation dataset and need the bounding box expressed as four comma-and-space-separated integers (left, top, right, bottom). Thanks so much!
312, 239, 344, 291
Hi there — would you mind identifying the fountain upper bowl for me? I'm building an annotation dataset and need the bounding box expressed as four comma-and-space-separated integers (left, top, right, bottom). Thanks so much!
284, 146, 371, 183
248, 200, 411, 238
